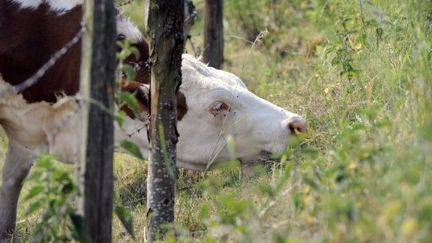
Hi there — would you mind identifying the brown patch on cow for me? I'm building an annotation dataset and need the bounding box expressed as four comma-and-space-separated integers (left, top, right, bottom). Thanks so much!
122, 41, 151, 84
0, 2, 82, 103
176, 91, 188, 121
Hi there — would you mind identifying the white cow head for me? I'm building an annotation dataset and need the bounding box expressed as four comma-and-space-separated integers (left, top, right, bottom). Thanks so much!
119, 54, 306, 171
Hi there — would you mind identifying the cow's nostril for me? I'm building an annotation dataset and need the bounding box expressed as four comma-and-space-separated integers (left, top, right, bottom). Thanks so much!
287, 117, 307, 135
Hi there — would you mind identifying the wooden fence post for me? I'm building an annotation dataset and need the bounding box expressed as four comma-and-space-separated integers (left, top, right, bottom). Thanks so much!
203, 0, 224, 68
146, 0, 184, 241
79, 0, 117, 242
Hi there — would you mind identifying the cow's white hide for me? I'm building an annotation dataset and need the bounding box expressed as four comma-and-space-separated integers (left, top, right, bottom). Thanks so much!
10, 0, 83, 13
0, 78, 81, 163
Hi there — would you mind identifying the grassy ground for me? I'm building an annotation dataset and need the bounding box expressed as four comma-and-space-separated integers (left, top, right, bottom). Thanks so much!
1, 0, 431, 242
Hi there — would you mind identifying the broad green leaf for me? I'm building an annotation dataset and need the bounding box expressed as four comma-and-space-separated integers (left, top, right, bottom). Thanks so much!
115, 205, 135, 239
118, 91, 140, 116
121, 64, 137, 82
115, 112, 126, 128
121, 140, 144, 160
24, 185, 44, 201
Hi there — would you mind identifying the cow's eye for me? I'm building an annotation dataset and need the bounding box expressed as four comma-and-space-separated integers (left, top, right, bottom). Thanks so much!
209, 101, 230, 116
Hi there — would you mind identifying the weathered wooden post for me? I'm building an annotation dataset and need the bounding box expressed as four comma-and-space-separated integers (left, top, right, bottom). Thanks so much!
146, 0, 184, 241
79, 0, 117, 242
203, 0, 224, 68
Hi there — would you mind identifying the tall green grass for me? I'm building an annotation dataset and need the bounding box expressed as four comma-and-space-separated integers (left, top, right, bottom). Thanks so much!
172, 0, 432, 241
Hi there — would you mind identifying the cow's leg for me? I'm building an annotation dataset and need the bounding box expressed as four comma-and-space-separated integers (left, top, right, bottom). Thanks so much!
0, 141, 33, 240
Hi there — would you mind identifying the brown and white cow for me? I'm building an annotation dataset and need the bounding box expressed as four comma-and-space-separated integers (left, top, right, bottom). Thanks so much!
0, 0, 306, 239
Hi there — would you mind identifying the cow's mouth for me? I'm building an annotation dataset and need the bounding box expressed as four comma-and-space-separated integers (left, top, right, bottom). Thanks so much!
259, 150, 273, 159
236, 150, 273, 164
258, 150, 287, 167
237, 151, 280, 172
256, 150, 278, 165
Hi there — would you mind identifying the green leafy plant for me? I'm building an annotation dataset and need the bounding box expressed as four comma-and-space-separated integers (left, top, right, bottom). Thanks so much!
24, 155, 84, 243
24, 155, 137, 242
